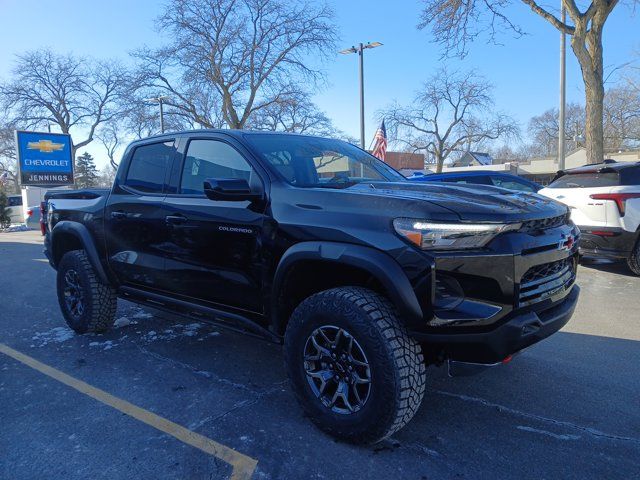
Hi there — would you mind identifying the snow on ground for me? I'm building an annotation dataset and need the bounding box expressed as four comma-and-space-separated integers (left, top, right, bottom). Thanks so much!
88, 338, 127, 350
28, 306, 220, 350
31, 327, 76, 347
0, 224, 30, 233
140, 322, 219, 343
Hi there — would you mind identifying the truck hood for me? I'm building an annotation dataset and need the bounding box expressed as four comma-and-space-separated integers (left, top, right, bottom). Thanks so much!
349, 181, 568, 222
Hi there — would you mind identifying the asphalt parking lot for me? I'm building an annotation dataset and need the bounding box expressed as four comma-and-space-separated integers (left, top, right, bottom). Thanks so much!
1, 230, 639, 479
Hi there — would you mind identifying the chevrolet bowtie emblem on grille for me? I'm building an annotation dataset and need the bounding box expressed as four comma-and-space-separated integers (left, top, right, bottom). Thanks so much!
27, 139, 65, 153
558, 234, 575, 251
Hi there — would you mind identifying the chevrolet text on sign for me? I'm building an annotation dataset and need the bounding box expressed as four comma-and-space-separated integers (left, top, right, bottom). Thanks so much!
15, 131, 74, 186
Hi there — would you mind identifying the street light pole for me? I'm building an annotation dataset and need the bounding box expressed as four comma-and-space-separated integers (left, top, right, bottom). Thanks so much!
340, 42, 382, 149
558, 2, 566, 171
145, 96, 170, 134
358, 43, 365, 149
159, 97, 165, 134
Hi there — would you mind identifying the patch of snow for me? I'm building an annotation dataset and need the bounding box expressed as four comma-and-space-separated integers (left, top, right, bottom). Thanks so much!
0, 224, 29, 233
89, 340, 118, 350
140, 322, 210, 343
197, 331, 221, 341
114, 317, 132, 328
132, 310, 153, 319
31, 327, 76, 347
183, 323, 203, 337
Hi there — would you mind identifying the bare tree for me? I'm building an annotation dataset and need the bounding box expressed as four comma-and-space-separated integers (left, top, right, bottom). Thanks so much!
418, 0, 638, 165
97, 121, 124, 171
248, 89, 337, 135
0, 125, 20, 194
383, 69, 519, 172
133, 0, 336, 130
97, 163, 117, 188
528, 103, 585, 157
0, 49, 129, 157
604, 85, 640, 149
489, 144, 531, 163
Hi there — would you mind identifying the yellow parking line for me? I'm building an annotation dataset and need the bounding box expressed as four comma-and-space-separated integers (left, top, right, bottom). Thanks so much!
0, 343, 258, 480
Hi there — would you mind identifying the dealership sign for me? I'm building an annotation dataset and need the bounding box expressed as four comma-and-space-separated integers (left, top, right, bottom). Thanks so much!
15, 131, 74, 186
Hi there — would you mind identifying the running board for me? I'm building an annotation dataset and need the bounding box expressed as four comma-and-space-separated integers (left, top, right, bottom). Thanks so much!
118, 286, 282, 344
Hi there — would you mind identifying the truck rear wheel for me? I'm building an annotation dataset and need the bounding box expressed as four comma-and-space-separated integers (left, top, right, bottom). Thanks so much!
284, 287, 426, 444
56, 250, 117, 333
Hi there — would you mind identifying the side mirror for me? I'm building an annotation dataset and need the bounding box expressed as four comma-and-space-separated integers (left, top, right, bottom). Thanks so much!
203, 178, 262, 202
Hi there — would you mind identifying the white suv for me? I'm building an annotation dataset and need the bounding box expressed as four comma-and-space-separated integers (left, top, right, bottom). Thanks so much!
539, 161, 640, 275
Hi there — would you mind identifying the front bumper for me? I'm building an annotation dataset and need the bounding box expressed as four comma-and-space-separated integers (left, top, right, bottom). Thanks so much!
405, 222, 581, 365
578, 227, 638, 259
413, 284, 579, 364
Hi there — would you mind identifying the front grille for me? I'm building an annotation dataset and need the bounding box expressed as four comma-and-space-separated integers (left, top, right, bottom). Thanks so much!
520, 213, 568, 232
518, 258, 576, 307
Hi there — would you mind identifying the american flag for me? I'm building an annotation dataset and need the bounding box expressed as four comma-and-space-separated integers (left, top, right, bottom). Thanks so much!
371, 120, 387, 161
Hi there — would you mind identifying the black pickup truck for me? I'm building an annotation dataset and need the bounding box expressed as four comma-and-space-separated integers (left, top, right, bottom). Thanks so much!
44, 130, 580, 443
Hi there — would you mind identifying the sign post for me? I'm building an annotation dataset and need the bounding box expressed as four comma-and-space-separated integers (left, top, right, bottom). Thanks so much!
15, 131, 74, 186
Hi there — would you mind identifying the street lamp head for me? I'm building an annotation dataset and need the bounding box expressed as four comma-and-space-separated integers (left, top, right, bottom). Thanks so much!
339, 42, 382, 55
144, 95, 171, 103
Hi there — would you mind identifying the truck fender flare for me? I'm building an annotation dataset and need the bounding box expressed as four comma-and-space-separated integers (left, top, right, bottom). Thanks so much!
271, 241, 424, 329
50, 221, 111, 285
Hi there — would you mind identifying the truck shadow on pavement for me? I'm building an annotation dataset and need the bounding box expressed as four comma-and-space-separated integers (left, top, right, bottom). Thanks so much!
64, 300, 640, 479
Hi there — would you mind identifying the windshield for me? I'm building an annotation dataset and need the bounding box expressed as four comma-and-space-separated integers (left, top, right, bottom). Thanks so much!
548, 172, 620, 188
244, 134, 406, 188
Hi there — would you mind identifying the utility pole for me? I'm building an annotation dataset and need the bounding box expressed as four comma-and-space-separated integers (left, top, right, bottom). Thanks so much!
339, 42, 382, 149
558, 2, 566, 171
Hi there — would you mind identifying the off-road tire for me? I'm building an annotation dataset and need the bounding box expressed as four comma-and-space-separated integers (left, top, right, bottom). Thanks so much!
56, 249, 117, 333
284, 287, 426, 444
627, 237, 640, 276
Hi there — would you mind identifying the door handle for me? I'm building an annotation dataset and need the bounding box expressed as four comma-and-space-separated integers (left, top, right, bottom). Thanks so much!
111, 211, 128, 220
165, 214, 188, 225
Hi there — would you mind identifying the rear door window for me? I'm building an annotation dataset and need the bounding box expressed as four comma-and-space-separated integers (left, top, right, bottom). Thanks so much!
548, 172, 620, 188
124, 141, 175, 194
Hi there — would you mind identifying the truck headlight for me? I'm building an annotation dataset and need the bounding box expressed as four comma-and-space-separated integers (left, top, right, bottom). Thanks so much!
393, 218, 521, 250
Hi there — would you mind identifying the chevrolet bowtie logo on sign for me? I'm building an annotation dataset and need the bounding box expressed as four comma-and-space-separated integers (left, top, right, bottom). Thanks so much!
27, 139, 66, 153
15, 130, 74, 186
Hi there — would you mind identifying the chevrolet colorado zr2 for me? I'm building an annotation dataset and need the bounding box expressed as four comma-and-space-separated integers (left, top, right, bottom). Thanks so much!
44, 130, 580, 443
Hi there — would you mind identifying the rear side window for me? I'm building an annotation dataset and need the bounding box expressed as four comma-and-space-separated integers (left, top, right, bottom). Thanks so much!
490, 176, 536, 192
125, 141, 174, 193
620, 167, 640, 186
548, 172, 620, 188
180, 139, 254, 195
440, 176, 491, 186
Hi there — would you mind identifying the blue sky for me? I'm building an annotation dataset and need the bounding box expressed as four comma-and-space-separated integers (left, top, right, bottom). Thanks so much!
0, 0, 638, 166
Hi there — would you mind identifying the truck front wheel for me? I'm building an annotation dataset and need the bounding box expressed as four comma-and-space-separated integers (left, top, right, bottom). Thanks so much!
284, 287, 426, 443
56, 250, 117, 333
